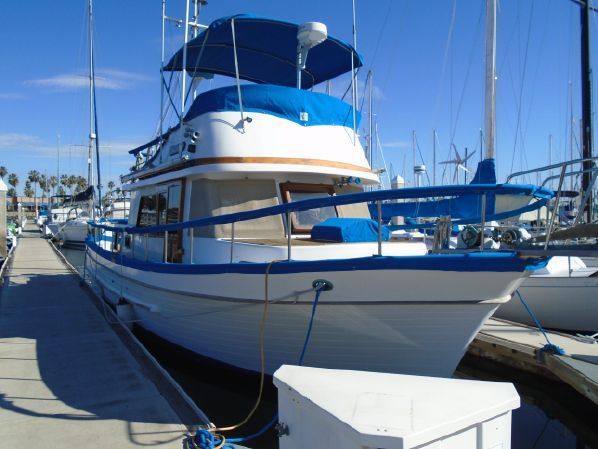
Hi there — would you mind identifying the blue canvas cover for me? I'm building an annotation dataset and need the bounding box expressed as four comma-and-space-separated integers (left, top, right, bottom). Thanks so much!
164, 14, 363, 89
311, 218, 390, 242
371, 159, 500, 221
184, 84, 360, 128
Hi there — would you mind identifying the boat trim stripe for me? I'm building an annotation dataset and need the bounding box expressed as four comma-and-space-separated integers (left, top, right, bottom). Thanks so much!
125, 156, 374, 182
87, 240, 548, 275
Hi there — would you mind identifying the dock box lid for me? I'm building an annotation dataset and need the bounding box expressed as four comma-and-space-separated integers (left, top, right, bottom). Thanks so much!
273, 365, 520, 449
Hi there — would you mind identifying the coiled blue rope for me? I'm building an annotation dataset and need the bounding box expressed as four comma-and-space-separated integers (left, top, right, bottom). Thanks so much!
186, 429, 232, 449
515, 289, 565, 355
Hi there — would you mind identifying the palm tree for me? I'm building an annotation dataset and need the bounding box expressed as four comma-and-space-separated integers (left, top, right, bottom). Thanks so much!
48, 176, 58, 196
0, 166, 7, 179
107, 180, 115, 195
28, 170, 41, 215
8, 173, 18, 208
57, 185, 66, 196
39, 175, 48, 205
24, 180, 33, 199
60, 174, 69, 194
66, 175, 77, 196
74, 176, 88, 194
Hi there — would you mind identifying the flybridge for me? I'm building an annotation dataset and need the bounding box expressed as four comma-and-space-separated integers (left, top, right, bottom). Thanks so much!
164, 14, 363, 89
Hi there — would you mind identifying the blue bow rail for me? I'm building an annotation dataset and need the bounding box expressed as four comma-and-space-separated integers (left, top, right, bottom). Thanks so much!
88, 183, 553, 235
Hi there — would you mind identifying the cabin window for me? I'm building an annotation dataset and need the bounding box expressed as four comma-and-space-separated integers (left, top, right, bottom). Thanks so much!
167, 184, 181, 223
137, 195, 157, 227
157, 191, 167, 224
279, 182, 337, 233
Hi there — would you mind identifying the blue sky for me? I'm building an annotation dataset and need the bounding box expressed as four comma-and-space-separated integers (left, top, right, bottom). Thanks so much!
0, 0, 593, 194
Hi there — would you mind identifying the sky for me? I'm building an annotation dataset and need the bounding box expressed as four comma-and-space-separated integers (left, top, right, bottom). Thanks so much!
0, 0, 594, 195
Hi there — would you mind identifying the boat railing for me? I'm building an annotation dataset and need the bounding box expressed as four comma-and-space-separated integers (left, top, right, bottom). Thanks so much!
88, 183, 551, 263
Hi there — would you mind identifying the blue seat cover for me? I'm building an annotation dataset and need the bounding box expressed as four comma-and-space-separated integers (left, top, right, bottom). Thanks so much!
311, 218, 390, 243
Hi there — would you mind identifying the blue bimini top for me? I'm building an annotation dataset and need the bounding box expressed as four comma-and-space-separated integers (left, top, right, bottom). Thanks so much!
184, 84, 361, 128
164, 14, 363, 89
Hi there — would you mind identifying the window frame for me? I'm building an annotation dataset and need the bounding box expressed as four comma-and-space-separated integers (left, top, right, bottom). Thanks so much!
279, 182, 337, 234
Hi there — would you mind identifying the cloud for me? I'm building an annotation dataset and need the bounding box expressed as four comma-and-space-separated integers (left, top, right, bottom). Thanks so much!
0, 133, 42, 148
0, 92, 23, 100
26, 68, 152, 91
381, 140, 410, 149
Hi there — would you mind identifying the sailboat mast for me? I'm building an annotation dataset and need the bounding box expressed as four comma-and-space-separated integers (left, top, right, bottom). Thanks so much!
580, 0, 593, 221
88, 0, 94, 190
483, 0, 496, 160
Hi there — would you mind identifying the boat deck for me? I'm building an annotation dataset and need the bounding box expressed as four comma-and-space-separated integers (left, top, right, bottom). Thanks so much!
0, 226, 214, 448
469, 318, 598, 405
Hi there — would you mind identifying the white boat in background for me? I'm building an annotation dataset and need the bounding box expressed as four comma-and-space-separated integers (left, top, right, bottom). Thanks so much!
103, 197, 130, 220
85, 11, 550, 378
495, 257, 598, 332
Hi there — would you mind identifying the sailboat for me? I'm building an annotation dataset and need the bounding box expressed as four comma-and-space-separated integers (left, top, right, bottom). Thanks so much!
85, 7, 549, 377
55, 0, 101, 246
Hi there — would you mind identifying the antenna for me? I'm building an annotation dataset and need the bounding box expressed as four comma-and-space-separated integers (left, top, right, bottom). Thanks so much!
296, 22, 327, 88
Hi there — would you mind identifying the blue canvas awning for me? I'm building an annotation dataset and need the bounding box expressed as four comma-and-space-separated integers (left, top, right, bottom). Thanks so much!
164, 14, 363, 89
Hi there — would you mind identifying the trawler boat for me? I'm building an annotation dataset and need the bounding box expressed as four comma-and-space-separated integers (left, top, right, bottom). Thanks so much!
86, 14, 549, 377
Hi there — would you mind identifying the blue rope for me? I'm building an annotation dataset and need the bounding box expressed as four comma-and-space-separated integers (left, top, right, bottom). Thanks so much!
299, 287, 324, 366
218, 285, 326, 447
515, 289, 565, 355
227, 414, 279, 444
186, 429, 232, 449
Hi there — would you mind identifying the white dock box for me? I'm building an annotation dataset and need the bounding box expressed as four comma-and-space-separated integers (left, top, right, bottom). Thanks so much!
273, 365, 520, 449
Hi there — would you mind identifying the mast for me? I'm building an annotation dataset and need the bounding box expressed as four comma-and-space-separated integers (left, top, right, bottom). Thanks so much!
483, 0, 497, 160
351, 0, 358, 145
88, 0, 101, 216
368, 70, 373, 165
160, 0, 166, 138
581, 0, 593, 221
433, 130, 437, 185
87, 0, 97, 217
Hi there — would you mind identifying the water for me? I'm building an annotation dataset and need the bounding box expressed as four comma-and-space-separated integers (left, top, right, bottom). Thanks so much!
61, 246, 598, 449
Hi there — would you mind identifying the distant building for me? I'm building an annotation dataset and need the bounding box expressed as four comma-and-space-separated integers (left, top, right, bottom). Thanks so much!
6, 196, 48, 213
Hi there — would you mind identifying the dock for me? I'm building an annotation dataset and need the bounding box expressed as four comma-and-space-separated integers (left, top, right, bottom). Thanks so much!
0, 226, 209, 448
469, 317, 598, 405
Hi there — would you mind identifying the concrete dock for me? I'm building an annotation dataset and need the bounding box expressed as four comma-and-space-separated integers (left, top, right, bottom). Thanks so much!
0, 227, 207, 448
470, 317, 598, 405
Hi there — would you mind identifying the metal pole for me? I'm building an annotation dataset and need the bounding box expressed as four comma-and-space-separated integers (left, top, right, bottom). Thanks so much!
351, 0, 358, 146
368, 70, 373, 165
433, 130, 436, 185
286, 211, 292, 260
230, 222, 235, 263
160, 0, 166, 138
180, 0, 190, 120
377, 200, 382, 256
484, 0, 497, 159
580, 0, 594, 222
190, 227, 194, 263
164, 230, 169, 262
479, 193, 487, 252
545, 164, 567, 251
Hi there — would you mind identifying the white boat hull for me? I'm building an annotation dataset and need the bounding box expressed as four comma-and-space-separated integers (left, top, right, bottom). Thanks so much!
56, 220, 88, 244
87, 246, 531, 377
495, 275, 598, 332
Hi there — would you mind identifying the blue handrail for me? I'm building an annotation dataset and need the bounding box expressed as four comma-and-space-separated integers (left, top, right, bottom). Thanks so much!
88, 183, 553, 235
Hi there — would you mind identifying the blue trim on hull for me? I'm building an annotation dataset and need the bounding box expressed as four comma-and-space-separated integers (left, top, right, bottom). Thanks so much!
87, 239, 548, 275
